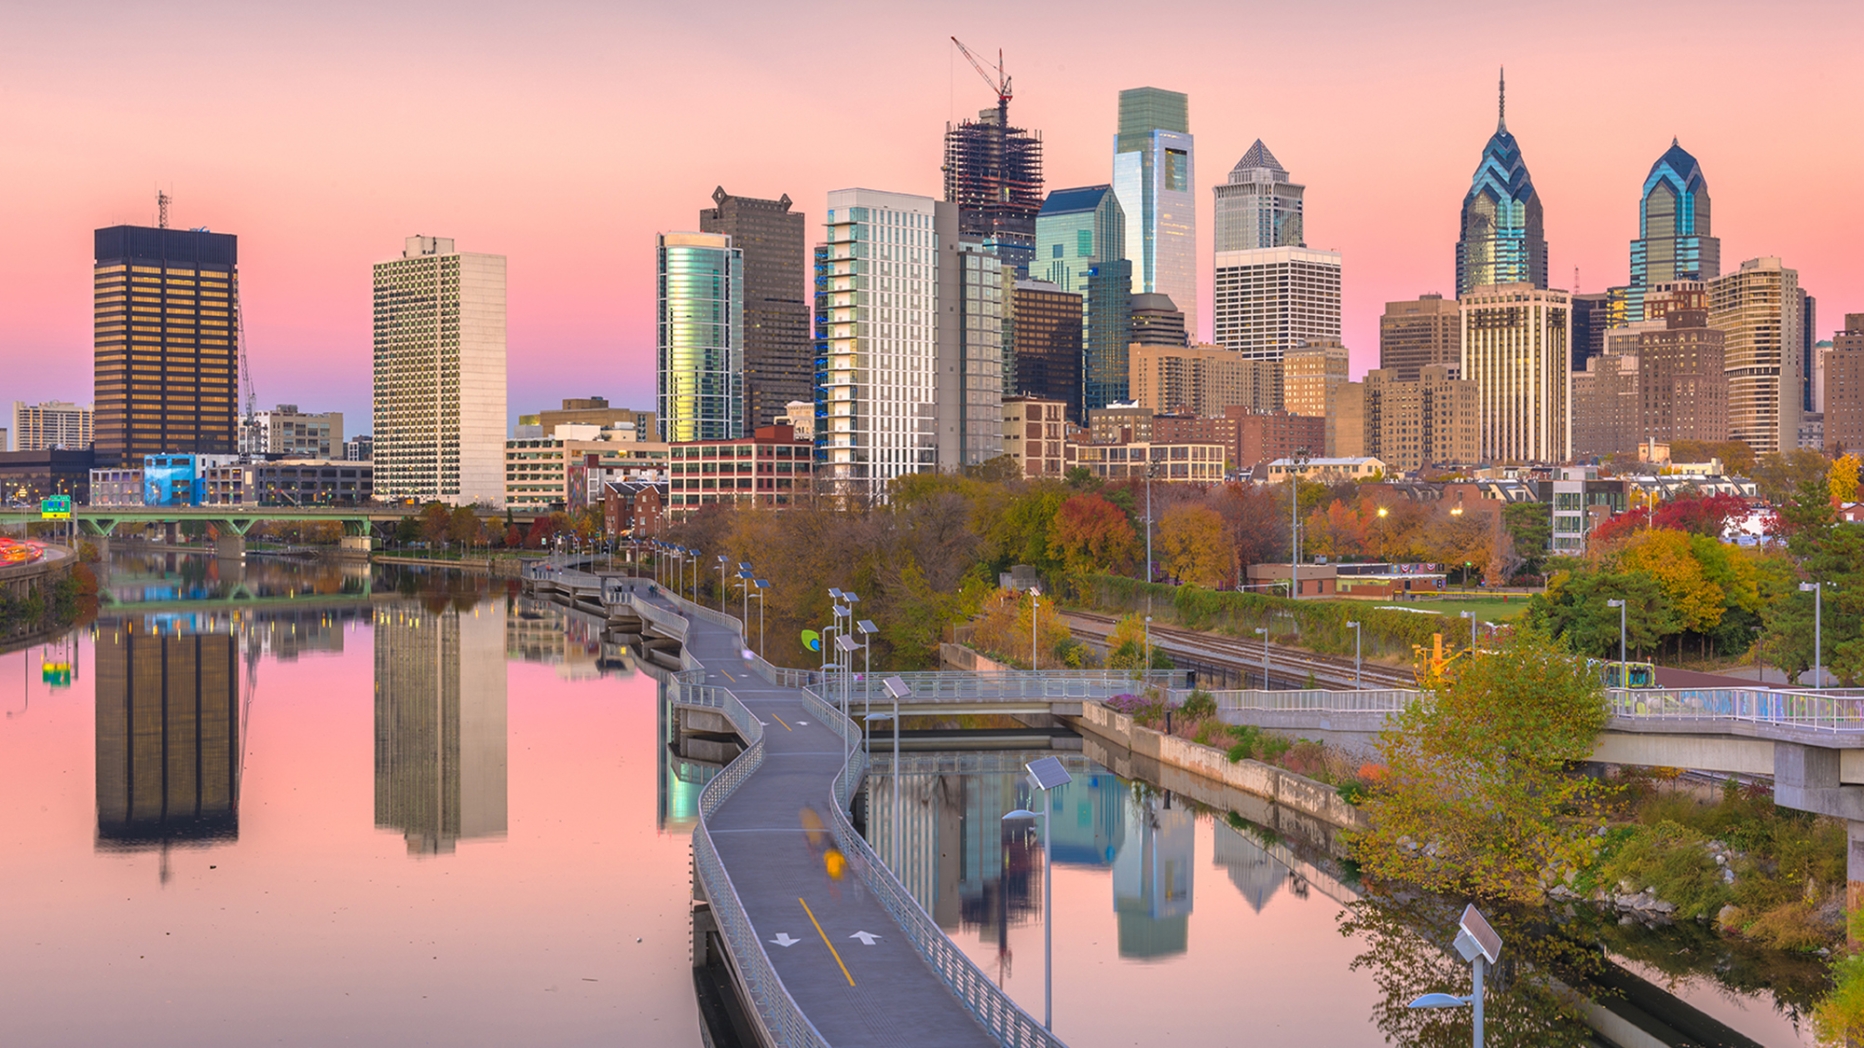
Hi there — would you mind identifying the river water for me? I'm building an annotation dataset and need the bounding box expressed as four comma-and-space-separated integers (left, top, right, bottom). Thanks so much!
0, 554, 1821, 1046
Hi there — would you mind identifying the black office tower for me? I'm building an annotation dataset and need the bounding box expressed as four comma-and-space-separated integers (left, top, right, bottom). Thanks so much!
700, 188, 811, 429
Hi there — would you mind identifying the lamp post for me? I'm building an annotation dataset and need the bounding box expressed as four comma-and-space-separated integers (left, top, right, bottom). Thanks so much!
1254, 626, 1270, 689
835, 633, 860, 762
1143, 614, 1152, 672
856, 619, 878, 716
1144, 460, 1156, 584
1289, 447, 1309, 599
752, 579, 769, 656
736, 566, 753, 629
1030, 586, 1042, 670
1346, 620, 1362, 689
1606, 599, 1626, 688
716, 553, 729, 610
882, 675, 914, 874
1407, 904, 1502, 1048
1002, 755, 1073, 1031
1800, 581, 1823, 688
1460, 610, 1477, 656
687, 547, 700, 602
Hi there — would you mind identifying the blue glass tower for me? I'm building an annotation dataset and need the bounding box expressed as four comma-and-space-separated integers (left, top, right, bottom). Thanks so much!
1455, 72, 1547, 297
1627, 139, 1719, 322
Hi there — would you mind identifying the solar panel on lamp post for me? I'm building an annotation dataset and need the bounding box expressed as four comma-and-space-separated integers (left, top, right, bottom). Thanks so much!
1407, 903, 1501, 1048
1346, 620, 1361, 689
856, 619, 878, 717
1003, 755, 1072, 1031
835, 633, 859, 761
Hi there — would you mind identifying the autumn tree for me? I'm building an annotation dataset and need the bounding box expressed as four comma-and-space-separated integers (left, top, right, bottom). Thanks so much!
1105, 612, 1174, 670
448, 507, 483, 549
1830, 453, 1862, 504
1155, 503, 1230, 588
1048, 492, 1139, 576
1357, 628, 1612, 903
1752, 448, 1830, 505
419, 502, 451, 547
968, 588, 1075, 669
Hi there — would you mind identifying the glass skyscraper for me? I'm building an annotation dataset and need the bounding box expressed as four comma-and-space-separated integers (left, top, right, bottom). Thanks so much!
1627, 140, 1719, 324
1035, 185, 1131, 411
656, 232, 744, 443
1112, 88, 1196, 339
1455, 74, 1547, 297
1213, 140, 1303, 252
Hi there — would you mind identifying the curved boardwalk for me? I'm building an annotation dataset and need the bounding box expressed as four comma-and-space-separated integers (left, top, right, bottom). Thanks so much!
634, 583, 1000, 1047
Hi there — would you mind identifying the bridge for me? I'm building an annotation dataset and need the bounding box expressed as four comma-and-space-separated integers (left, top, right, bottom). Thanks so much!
0, 504, 558, 560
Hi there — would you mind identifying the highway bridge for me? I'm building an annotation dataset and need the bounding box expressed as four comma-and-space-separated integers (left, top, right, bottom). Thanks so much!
0, 505, 556, 559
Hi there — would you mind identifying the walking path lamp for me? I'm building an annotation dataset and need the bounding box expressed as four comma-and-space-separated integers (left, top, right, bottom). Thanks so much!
835, 633, 860, 762
1459, 610, 1478, 656
1346, 620, 1362, 689
1030, 586, 1042, 670
1606, 599, 1626, 688
1800, 581, 1824, 688
735, 568, 753, 633
752, 579, 769, 656
1003, 755, 1073, 1031
1144, 614, 1152, 671
686, 548, 700, 602
856, 619, 878, 715
877, 674, 915, 874
715, 554, 729, 610
1407, 904, 1501, 1048
1253, 626, 1269, 689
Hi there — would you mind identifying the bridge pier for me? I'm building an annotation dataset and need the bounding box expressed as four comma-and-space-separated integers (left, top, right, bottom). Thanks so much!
340, 533, 373, 557
1771, 743, 1864, 924
215, 534, 245, 561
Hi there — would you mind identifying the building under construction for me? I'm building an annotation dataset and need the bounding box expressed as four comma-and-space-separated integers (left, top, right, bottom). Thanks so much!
942, 40, 1042, 276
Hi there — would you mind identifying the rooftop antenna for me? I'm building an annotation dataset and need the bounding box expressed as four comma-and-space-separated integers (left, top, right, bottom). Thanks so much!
1497, 67, 1506, 132
157, 190, 170, 229
1574, 266, 1580, 294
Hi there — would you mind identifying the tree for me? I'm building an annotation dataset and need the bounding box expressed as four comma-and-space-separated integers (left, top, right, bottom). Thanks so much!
394, 516, 421, 546
1527, 568, 1674, 659
1752, 448, 1830, 505
1357, 628, 1612, 903
1155, 503, 1230, 588
1614, 530, 1729, 636
420, 502, 451, 547
1831, 453, 1862, 504
448, 507, 482, 549
1502, 502, 1552, 579
1105, 612, 1174, 670
1048, 493, 1138, 576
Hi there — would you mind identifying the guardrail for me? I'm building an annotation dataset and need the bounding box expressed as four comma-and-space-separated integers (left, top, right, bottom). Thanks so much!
626, 593, 691, 642
801, 685, 1064, 1048
1185, 688, 1418, 713
1608, 687, 1864, 732
869, 669, 1179, 701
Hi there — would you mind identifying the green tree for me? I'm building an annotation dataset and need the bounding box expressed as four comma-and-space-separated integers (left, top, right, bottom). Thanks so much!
1527, 568, 1674, 659
448, 507, 483, 549
1357, 628, 1612, 903
394, 515, 421, 546
1752, 448, 1830, 505
1502, 502, 1552, 578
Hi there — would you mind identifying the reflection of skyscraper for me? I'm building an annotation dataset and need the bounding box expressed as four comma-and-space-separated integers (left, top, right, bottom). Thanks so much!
373, 602, 508, 855
1111, 795, 1194, 958
95, 620, 240, 847
1211, 820, 1289, 913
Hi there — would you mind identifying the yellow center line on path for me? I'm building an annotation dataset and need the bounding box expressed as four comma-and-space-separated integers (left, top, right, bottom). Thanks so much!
799, 897, 855, 987
771, 714, 794, 731
721, 670, 736, 682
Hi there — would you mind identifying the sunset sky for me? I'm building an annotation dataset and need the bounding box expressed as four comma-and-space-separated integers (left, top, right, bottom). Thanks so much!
3, 0, 1859, 429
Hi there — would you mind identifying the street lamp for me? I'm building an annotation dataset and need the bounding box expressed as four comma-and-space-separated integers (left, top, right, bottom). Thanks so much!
1253, 626, 1270, 689
752, 579, 769, 656
1143, 614, 1152, 672
1459, 610, 1477, 656
1144, 459, 1157, 584
879, 674, 915, 875
1346, 620, 1362, 689
1002, 755, 1073, 1031
735, 568, 754, 631
716, 553, 729, 610
1800, 581, 1824, 688
1289, 447, 1309, 599
856, 619, 879, 716
1606, 599, 1626, 689
686, 547, 700, 602
835, 633, 860, 761
1406, 904, 1502, 1048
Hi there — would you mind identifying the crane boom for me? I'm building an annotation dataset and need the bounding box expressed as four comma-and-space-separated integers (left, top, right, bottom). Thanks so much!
949, 36, 1011, 106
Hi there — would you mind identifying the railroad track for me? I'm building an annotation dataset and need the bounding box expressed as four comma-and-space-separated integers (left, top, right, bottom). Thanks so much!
1065, 610, 1418, 690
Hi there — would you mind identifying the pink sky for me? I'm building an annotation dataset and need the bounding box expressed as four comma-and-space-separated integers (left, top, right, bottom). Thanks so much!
2, 0, 1859, 429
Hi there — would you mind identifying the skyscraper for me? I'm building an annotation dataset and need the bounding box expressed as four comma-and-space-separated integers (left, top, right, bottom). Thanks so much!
1112, 88, 1196, 338
1009, 280, 1083, 421
1455, 73, 1548, 297
12, 401, 94, 451
943, 109, 1044, 276
1378, 294, 1461, 382
1035, 186, 1130, 411
1130, 294, 1187, 347
699, 188, 810, 430
1711, 257, 1802, 455
1569, 291, 1616, 371
940, 242, 1004, 468
372, 236, 507, 507
1460, 283, 1570, 463
1212, 140, 1303, 253
1627, 140, 1720, 323
1213, 248, 1342, 360
93, 225, 239, 465
656, 231, 744, 442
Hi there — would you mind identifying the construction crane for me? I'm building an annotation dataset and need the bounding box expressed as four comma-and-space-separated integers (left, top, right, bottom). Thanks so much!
236, 303, 258, 456
950, 36, 1011, 129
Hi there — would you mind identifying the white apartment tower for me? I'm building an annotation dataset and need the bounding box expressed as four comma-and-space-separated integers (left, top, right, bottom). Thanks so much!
11, 400, 94, 451
1213, 247, 1342, 361
372, 236, 507, 507
1459, 282, 1571, 464
1710, 257, 1802, 455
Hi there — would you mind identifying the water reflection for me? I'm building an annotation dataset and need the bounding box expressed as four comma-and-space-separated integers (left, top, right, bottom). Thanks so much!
1111, 792, 1194, 959
372, 602, 509, 855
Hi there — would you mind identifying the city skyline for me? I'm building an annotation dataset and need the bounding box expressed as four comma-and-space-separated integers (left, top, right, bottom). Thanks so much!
2, 2, 1859, 427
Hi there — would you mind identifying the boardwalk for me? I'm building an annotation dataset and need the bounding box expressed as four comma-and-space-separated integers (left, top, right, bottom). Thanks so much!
629, 581, 1006, 1047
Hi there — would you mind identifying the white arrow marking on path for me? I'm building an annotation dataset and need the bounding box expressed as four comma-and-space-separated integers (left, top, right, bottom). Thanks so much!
770, 933, 801, 947
849, 931, 882, 945
795, 720, 809, 725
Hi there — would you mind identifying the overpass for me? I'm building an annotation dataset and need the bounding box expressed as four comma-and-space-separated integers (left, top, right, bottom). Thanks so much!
0, 505, 557, 560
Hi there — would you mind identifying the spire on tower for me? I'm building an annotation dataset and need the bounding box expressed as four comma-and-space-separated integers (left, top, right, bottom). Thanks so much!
1498, 67, 1506, 132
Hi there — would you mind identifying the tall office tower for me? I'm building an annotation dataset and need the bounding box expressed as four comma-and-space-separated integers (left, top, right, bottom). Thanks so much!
1710, 257, 1803, 455
1627, 140, 1720, 323
374, 601, 508, 856
1363, 365, 1481, 471
817, 190, 943, 498
1460, 283, 1571, 463
1213, 247, 1342, 360
1378, 294, 1461, 381
1035, 185, 1129, 411
95, 620, 239, 848
656, 231, 744, 443
939, 242, 1003, 468
1569, 292, 1615, 370
12, 400, 94, 451
93, 226, 238, 466
1112, 87, 1196, 337
699, 188, 810, 428
1455, 74, 1548, 296
1827, 316, 1864, 453
1638, 297, 1728, 447
1129, 343, 1280, 417
372, 236, 507, 507
1010, 281, 1083, 421
1130, 294, 1187, 347
943, 109, 1043, 276
1570, 343, 1643, 458
1213, 140, 1304, 253
1801, 290, 1818, 413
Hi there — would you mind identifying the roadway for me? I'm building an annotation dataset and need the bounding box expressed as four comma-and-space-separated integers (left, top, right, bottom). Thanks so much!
624, 579, 1002, 1047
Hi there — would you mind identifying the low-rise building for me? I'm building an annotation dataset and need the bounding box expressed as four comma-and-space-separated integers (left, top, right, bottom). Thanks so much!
344, 435, 373, 461
1264, 456, 1386, 483
89, 466, 142, 507
1151, 416, 1242, 471
242, 404, 344, 459
1225, 408, 1327, 473
603, 480, 667, 538
1064, 441, 1225, 482
667, 424, 814, 518
1002, 396, 1068, 479
777, 400, 816, 443
506, 437, 672, 513
1, 448, 95, 504
1550, 466, 1628, 555
1243, 562, 1338, 597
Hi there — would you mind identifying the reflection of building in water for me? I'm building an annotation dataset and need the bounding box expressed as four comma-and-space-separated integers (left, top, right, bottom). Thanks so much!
373, 602, 508, 854
1112, 794, 1195, 958
245, 605, 368, 662
95, 619, 240, 849
505, 598, 604, 679
657, 678, 713, 832
1212, 819, 1290, 913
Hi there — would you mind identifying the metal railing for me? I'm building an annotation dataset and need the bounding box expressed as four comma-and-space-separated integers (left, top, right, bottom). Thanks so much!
1189, 688, 1418, 713
801, 685, 1065, 1048
626, 593, 690, 642
868, 669, 1179, 701
1608, 687, 1864, 732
